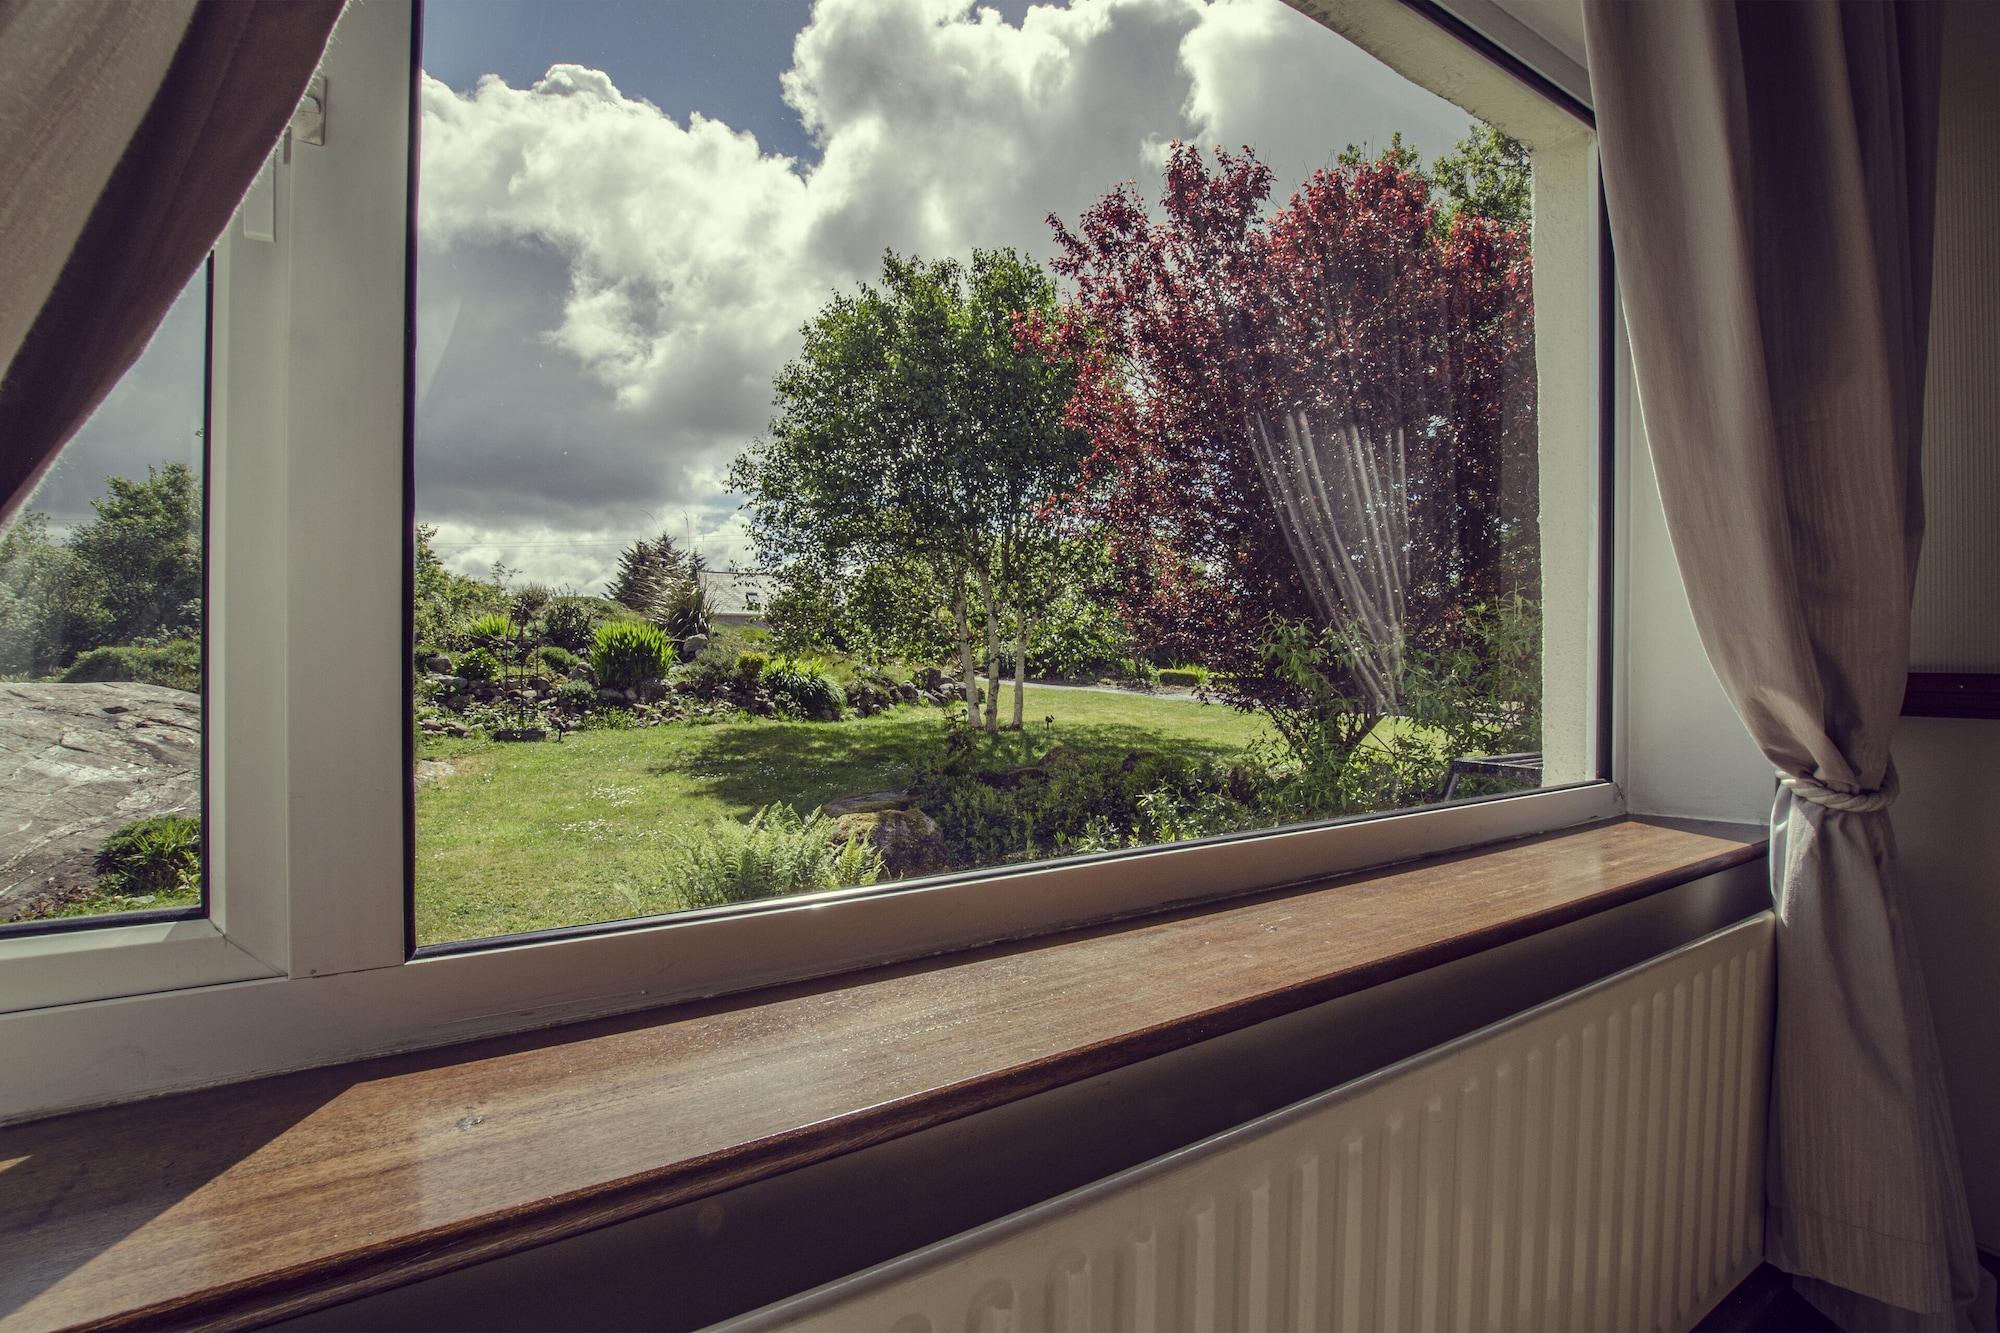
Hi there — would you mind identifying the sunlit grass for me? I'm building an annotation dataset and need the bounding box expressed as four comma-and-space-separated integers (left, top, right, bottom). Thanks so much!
413, 685, 1273, 944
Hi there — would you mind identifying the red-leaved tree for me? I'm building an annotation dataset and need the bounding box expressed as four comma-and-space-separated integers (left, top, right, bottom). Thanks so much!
1027, 142, 1536, 748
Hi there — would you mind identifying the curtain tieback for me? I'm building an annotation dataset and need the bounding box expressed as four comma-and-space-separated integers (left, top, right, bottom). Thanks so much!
1778, 759, 1898, 813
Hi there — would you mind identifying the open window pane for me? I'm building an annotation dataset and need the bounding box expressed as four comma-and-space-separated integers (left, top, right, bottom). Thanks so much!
412, 0, 1578, 946
0, 270, 207, 927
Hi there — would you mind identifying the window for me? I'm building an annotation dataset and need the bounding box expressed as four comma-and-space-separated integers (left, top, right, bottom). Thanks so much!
409, 0, 1596, 947
0, 269, 208, 930
3, 0, 1613, 1123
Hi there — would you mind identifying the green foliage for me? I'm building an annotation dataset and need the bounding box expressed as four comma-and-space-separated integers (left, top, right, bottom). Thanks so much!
511, 583, 553, 621
609, 531, 695, 618
414, 524, 507, 650
669, 804, 882, 910
591, 620, 672, 690
60, 640, 200, 692
554, 679, 598, 712
531, 644, 580, 676
93, 814, 201, 898
1430, 124, 1531, 228
660, 570, 713, 644
732, 249, 1089, 730
414, 642, 442, 671
465, 612, 514, 646
1023, 582, 1132, 679
0, 466, 201, 674
1157, 667, 1209, 689
735, 650, 768, 683
541, 599, 597, 653
456, 647, 503, 682
910, 728, 1249, 866
762, 657, 846, 721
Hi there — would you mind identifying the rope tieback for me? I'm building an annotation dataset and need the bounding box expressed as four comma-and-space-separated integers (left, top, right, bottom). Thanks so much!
1779, 759, 1898, 813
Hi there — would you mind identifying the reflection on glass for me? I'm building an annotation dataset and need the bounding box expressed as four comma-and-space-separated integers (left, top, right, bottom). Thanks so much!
0, 271, 206, 926
412, 0, 1546, 945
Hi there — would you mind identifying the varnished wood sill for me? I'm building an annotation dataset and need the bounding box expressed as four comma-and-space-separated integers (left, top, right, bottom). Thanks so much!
0, 817, 1763, 1332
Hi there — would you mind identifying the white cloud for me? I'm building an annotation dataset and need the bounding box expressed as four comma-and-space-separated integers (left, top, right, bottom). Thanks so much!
412, 0, 1477, 590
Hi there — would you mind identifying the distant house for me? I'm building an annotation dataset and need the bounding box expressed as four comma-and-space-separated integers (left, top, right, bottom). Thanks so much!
700, 569, 776, 627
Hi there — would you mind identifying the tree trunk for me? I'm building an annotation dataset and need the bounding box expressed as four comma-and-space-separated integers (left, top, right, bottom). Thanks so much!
975, 564, 1000, 732
952, 571, 978, 728
1012, 606, 1028, 729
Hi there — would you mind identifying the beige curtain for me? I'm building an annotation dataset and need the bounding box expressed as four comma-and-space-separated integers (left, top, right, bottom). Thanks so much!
1582, 3, 1992, 1329
0, 0, 344, 523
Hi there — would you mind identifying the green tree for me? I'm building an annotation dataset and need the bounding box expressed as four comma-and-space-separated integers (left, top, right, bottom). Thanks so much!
64, 463, 201, 652
0, 512, 85, 675
732, 249, 1090, 731
1430, 124, 1531, 228
412, 523, 507, 649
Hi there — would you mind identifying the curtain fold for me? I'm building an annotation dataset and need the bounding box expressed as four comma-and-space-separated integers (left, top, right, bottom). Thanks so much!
0, 0, 344, 525
1582, 3, 1992, 1329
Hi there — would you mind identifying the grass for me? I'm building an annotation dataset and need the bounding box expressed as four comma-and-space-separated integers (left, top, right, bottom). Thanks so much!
413, 685, 1273, 944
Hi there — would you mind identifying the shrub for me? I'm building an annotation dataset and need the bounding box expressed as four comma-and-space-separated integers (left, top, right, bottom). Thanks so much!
465, 612, 514, 646
763, 657, 845, 721
591, 620, 671, 690
553, 679, 598, 712
734, 650, 768, 684
532, 644, 580, 676
542, 600, 597, 653
93, 814, 201, 898
413, 642, 442, 672
1157, 666, 1208, 689
456, 647, 503, 682
511, 583, 553, 621
670, 804, 881, 909
60, 640, 200, 692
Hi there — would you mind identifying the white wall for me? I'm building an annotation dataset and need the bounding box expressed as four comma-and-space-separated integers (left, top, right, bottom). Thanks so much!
1900, 0, 2000, 1253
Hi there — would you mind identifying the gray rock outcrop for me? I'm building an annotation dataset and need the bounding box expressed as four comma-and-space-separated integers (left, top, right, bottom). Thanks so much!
0, 682, 200, 919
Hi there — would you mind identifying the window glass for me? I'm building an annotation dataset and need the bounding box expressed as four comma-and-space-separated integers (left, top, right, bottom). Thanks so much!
413, 0, 1560, 945
0, 271, 207, 927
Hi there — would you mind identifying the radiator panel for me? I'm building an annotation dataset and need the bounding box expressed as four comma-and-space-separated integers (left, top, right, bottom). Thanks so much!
727, 914, 1773, 1333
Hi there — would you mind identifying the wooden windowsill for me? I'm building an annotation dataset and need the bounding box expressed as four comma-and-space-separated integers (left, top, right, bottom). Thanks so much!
0, 818, 1763, 1332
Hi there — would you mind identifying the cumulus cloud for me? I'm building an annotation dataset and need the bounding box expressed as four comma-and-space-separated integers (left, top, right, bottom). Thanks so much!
408, 0, 1478, 590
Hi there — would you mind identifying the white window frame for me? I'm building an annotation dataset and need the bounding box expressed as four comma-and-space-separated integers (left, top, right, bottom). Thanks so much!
0, 0, 1627, 1124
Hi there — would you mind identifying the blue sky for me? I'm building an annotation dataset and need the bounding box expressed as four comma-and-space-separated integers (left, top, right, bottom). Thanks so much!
31, 0, 1483, 593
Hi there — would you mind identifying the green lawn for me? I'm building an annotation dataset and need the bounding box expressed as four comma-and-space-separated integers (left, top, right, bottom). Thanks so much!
413, 686, 1274, 944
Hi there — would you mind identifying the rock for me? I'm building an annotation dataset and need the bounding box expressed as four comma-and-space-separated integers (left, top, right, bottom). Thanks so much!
916, 666, 945, 690
637, 677, 668, 702
894, 682, 918, 704
832, 807, 948, 878
598, 688, 626, 705
0, 683, 201, 920
569, 664, 596, 684
820, 790, 914, 818
431, 675, 467, 691
425, 654, 453, 673
679, 634, 709, 662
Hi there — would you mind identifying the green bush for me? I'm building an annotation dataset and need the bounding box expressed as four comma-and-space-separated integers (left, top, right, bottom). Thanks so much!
532, 644, 580, 676
413, 642, 442, 672
763, 657, 845, 721
591, 620, 672, 690
553, 679, 598, 712
60, 640, 200, 692
465, 612, 514, 646
456, 647, 503, 682
735, 650, 768, 684
542, 600, 597, 653
1157, 666, 1208, 688
670, 804, 881, 910
93, 814, 201, 898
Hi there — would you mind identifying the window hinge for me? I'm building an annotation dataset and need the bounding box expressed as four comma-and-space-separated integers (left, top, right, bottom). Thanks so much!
290, 73, 327, 149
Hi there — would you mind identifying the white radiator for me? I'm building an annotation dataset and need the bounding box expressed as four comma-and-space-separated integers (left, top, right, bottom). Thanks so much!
726, 913, 1773, 1333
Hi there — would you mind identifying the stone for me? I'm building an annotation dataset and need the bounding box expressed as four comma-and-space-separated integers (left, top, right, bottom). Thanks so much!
820, 790, 914, 818
679, 634, 709, 662
425, 654, 453, 673
0, 683, 201, 921
832, 807, 948, 879
568, 664, 595, 683
598, 688, 626, 704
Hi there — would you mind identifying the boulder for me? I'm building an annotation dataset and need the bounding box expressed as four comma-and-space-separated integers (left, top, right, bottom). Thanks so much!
832, 807, 949, 879
424, 654, 453, 673
0, 683, 200, 920
821, 790, 914, 818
